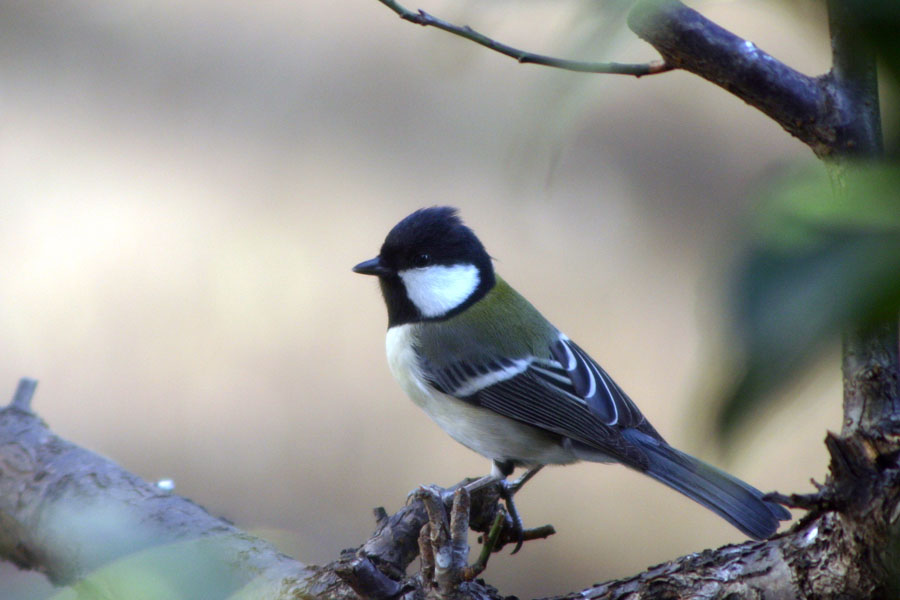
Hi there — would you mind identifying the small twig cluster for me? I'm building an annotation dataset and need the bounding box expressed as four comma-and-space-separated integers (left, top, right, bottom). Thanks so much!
332, 481, 554, 600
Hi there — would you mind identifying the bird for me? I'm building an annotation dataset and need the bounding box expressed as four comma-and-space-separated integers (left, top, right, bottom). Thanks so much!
353, 206, 791, 548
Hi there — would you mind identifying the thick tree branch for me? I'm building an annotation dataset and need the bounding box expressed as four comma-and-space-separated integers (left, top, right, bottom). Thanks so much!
826, 0, 883, 156
375, 0, 880, 159
375, 0, 672, 76
556, 431, 900, 599
0, 380, 314, 597
842, 322, 900, 436
4, 378, 900, 598
627, 0, 840, 156
0, 380, 520, 599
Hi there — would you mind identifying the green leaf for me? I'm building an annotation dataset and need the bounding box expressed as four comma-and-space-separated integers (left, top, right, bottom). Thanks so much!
716, 165, 900, 439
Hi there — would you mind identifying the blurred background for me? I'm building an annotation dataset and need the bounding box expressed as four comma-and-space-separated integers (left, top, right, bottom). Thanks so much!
0, 0, 847, 597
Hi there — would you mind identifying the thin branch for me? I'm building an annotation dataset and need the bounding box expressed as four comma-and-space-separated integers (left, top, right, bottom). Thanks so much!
466, 508, 505, 580
375, 0, 672, 77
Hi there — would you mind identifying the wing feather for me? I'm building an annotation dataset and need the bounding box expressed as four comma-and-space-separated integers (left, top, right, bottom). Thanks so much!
549, 336, 647, 430
417, 333, 658, 468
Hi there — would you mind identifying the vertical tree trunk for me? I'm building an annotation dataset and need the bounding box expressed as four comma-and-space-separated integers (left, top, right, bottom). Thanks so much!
826, 0, 900, 440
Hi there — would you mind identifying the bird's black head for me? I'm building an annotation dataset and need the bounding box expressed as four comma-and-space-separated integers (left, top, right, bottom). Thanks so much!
353, 207, 495, 327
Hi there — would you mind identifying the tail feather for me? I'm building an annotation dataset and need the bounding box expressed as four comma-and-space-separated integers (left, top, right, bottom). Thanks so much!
622, 430, 791, 539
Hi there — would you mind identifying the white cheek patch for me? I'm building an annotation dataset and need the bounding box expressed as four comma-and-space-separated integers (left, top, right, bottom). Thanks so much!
399, 263, 480, 318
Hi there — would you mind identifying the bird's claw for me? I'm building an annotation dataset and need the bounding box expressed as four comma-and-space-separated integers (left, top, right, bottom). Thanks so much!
498, 479, 526, 554
411, 467, 546, 555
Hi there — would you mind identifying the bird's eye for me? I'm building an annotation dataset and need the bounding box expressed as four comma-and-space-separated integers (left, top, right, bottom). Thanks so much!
413, 253, 431, 267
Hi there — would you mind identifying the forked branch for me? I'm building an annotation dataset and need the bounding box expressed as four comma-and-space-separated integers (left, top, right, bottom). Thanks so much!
374, 0, 868, 158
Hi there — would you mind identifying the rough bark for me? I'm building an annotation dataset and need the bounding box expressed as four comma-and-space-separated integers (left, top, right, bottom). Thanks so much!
626, 0, 894, 159
628, 0, 836, 156
3, 382, 900, 599
0, 380, 314, 598
0, 379, 517, 599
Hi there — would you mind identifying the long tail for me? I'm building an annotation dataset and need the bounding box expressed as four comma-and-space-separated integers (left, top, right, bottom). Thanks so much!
622, 430, 791, 539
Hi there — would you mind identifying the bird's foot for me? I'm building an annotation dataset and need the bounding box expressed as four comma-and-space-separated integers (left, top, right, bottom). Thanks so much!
508, 464, 543, 494
498, 465, 545, 553
497, 479, 526, 554
476, 482, 555, 555
411, 470, 555, 558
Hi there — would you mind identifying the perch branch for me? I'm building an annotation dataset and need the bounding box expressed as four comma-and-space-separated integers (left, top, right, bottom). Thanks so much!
3, 379, 899, 598
0, 379, 313, 596
375, 0, 671, 76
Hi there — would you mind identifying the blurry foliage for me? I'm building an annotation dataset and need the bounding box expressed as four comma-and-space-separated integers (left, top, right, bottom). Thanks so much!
713, 0, 900, 440
718, 164, 900, 439
47, 537, 254, 600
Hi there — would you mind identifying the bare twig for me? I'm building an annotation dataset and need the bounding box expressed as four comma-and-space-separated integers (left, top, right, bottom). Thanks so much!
418, 517, 436, 583
418, 487, 473, 596
464, 508, 505, 581
499, 524, 556, 549
334, 557, 405, 600
375, 0, 671, 77
11, 377, 38, 412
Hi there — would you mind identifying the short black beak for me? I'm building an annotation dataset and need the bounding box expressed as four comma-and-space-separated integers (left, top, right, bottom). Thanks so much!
352, 256, 392, 277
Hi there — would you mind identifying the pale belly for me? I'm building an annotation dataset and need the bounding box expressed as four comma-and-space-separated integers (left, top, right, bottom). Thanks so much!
385, 325, 578, 466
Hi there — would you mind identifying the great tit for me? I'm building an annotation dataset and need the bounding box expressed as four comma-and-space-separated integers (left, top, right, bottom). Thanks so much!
353, 206, 790, 542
